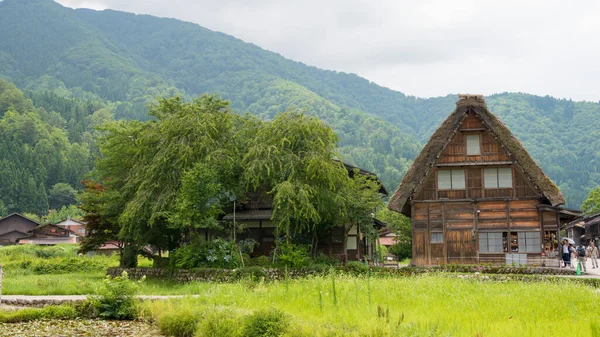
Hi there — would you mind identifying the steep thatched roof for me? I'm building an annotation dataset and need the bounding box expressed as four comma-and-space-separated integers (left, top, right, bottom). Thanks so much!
388, 94, 566, 216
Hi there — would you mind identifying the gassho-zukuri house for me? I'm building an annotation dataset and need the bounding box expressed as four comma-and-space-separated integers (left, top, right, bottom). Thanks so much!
387, 94, 580, 266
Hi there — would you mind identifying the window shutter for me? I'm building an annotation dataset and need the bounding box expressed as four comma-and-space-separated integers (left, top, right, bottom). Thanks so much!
484, 168, 497, 188
452, 170, 465, 189
438, 170, 451, 189
466, 135, 480, 155
479, 233, 489, 253
498, 168, 512, 188
489, 232, 503, 252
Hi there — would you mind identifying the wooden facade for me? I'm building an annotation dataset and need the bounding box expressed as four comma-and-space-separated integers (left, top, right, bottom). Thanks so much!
388, 95, 580, 266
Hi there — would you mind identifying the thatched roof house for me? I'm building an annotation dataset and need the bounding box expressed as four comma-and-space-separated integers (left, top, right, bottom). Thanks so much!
388, 94, 565, 217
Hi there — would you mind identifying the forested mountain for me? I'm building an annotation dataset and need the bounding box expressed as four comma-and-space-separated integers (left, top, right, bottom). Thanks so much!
0, 0, 599, 209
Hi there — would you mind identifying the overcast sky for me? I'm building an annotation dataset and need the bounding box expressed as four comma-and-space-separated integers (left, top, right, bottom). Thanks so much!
56, 0, 600, 102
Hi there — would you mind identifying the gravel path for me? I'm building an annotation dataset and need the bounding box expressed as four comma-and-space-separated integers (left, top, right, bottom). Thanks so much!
0, 295, 199, 306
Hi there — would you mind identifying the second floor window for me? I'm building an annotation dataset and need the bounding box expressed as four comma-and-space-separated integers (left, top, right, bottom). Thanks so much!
466, 134, 480, 155
484, 167, 512, 188
438, 169, 465, 189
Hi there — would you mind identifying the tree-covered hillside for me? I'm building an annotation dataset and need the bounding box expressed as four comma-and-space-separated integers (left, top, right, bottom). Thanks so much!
0, 0, 599, 208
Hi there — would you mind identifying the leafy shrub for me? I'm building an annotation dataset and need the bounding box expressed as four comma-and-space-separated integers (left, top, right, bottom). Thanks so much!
389, 241, 411, 261
171, 237, 242, 269
249, 255, 270, 267
196, 309, 243, 337
274, 243, 309, 268
158, 307, 202, 337
243, 308, 290, 337
90, 271, 141, 320
0, 305, 78, 323
73, 300, 100, 318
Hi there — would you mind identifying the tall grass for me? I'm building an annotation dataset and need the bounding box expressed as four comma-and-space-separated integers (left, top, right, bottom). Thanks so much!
142, 274, 600, 336
0, 244, 151, 295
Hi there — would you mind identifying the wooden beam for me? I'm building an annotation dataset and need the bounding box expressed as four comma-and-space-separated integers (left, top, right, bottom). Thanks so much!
436, 161, 513, 167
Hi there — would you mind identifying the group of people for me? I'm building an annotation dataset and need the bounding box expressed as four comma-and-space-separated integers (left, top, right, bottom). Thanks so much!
561, 239, 599, 271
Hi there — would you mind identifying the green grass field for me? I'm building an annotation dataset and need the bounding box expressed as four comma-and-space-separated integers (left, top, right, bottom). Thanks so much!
2, 245, 600, 336
145, 275, 600, 336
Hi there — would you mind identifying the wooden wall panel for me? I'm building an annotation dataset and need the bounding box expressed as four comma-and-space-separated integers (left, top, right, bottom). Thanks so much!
510, 220, 540, 228
542, 211, 558, 229
439, 134, 465, 163
478, 201, 507, 210
430, 243, 445, 265
413, 230, 428, 266
510, 200, 538, 209
446, 230, 476, 264
429, 203, 443, 229
514, 169, 537, 198
461, 112, 484, 129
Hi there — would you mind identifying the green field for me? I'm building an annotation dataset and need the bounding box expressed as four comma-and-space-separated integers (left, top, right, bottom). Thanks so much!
1, 245, 600, 336
142, 275, 600, 337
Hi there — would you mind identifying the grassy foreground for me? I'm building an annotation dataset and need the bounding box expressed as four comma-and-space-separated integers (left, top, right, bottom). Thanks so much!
144, 275, 600, 337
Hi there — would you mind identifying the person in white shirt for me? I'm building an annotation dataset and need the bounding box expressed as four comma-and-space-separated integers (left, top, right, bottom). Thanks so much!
588, 241, 598, 269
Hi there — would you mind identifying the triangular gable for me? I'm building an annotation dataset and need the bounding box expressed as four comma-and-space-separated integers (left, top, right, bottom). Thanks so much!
0, 213, 42, 226
388, 95, 565, 216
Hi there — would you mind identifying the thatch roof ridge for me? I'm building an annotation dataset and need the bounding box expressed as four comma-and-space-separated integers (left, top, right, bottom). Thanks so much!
387, 95, 565, 216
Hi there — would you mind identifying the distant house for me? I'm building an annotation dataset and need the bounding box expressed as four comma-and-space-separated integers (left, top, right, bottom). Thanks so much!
564, 212, 600, 246
379, 229, 397, 248
387, 95, 580, 266
0, 213, 40, 244
0, 213, 81, 246
55, 218, 87, 236
218, 162, 388, 261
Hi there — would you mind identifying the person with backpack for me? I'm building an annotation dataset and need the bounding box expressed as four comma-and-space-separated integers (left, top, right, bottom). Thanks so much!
576, 245, 587, 272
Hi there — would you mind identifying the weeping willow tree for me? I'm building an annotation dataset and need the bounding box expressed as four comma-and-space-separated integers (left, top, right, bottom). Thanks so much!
243, 110, 383, 258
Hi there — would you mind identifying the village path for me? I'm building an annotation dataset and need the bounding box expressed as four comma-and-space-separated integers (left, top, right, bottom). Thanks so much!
0, 295, 200, 306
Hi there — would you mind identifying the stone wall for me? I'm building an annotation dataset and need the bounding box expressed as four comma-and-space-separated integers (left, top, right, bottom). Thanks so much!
106, 264, 580, 283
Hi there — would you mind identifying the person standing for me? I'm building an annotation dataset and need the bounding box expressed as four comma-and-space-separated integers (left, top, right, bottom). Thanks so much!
570, 244, 577, 269
588, 241, 599, 269
562, 240, 571, 268
576, 245, 587, 272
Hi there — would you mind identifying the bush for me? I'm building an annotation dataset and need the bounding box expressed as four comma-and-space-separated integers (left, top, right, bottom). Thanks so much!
249, 255, 270, 267
196, 309, 243, 337
389, 241, 411, 261
171, 237, 242, 269
90, 271, 141, 320
274, 243, 309, 268
0, 305, 78, 323
243, 308, 290, 337
158, 307, 202, 337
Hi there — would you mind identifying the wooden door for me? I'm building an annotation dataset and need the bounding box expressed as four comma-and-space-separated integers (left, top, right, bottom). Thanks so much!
446, 230, 476, 264
413, 230, 428, 266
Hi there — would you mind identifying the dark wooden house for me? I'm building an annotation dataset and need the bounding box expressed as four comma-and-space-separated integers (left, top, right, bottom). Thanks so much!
0, 213, 40, 244
387, 95, 580, 266
219, 162, 388, 261
0, 213, 81, 246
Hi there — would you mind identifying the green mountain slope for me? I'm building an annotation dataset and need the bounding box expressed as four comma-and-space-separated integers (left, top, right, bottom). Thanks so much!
0, 0, 599, 207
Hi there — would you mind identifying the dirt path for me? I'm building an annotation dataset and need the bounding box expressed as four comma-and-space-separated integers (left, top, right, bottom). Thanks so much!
0, 295, 199, 306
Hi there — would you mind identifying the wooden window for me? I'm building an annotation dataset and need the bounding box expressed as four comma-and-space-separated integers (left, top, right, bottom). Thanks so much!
466, 134, 480, 155
438, 169, 465, 190
518, 232, 541, 252
77, 228, 86, 234
479, 232, 503, 253
484, 168, 512, 188
431, 232, 444, 243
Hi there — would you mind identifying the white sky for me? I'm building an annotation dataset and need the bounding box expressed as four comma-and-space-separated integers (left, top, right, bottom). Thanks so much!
56, 0, 600, 102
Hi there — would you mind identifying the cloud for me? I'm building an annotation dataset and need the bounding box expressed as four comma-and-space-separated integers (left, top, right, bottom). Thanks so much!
55, 0, 600, 101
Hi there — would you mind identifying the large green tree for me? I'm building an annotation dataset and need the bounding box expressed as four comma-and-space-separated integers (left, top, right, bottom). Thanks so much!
581, 187, 600, 215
